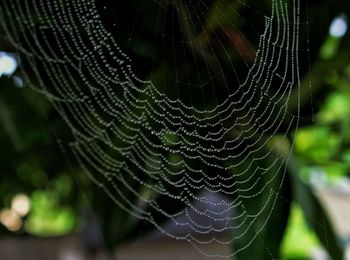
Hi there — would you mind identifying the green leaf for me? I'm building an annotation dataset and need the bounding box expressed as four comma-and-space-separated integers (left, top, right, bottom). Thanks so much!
234, 168, 292, 260
232, 138, 293, 260
288, 158, 344, 260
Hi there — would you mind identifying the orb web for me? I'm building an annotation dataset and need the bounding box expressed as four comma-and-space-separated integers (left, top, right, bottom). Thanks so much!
0, 0, 303, 257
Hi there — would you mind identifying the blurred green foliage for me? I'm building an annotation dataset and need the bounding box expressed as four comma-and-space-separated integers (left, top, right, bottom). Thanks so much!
281, 204, 320, 260
0, 77, 80, 237
25, 175, 76, 236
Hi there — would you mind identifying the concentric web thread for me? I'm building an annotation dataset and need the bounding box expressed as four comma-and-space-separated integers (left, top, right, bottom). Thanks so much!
0, 0, 303, 257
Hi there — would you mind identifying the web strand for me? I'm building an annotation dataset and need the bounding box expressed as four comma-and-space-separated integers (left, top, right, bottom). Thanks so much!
0, 0, 302, 257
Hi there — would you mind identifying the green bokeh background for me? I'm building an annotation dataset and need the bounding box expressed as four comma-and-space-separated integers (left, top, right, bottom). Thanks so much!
1, 0, 350, 259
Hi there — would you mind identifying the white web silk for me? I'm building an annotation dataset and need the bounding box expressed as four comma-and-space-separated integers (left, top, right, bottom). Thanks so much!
0, 0, 301, 257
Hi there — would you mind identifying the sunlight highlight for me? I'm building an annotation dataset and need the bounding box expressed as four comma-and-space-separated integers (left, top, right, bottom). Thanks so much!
0, 52, 17, 77
330, 15, 348, 38
11, 194, 31, 217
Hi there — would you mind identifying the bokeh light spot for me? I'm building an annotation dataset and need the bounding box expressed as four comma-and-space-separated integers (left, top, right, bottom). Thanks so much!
0, 52, 18, 77
11, 194, 31, 217
330, 15, 348, 37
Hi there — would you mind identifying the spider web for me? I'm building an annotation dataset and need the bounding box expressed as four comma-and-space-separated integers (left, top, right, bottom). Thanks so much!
0, 0, 304, 257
